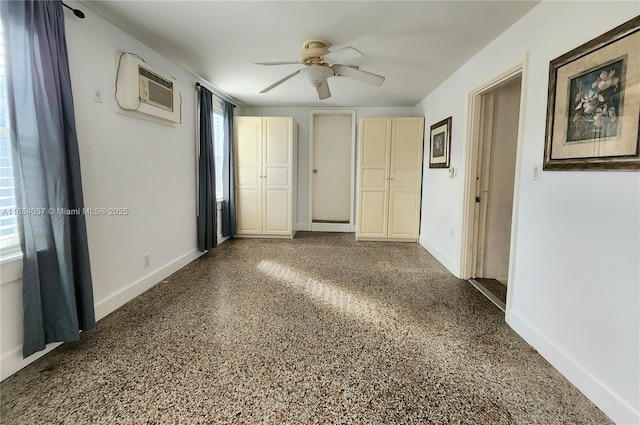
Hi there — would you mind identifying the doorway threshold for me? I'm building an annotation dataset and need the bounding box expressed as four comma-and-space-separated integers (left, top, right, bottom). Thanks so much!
312, 220, 349, 224
468, 278, 506, 312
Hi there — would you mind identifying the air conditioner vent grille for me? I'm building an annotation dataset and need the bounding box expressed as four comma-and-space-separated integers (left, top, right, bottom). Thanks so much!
139, 66, 172, 89
146, 82, 173, 111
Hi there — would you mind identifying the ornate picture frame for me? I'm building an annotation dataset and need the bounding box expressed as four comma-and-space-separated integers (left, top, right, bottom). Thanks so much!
544, 16, 640, 171
429, 117, 452, 169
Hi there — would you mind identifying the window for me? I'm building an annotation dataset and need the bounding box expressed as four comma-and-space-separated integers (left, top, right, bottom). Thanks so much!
212, 103, 224, 201
0, 21, 20, 259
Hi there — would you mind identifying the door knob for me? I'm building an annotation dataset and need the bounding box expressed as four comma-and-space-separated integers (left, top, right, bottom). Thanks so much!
313, 169, 318, 174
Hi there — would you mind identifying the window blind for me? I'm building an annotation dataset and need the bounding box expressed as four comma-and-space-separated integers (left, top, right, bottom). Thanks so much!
0, 22, 20, 257
213, 108, 224, 201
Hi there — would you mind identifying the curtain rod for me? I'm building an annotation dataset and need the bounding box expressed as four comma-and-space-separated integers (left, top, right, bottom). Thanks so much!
62, 2, 85, 19
196, 82, 237, 108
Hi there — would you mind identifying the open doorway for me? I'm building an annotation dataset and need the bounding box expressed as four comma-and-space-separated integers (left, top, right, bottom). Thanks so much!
464, 73, 523, 312
308, 110, 356, 232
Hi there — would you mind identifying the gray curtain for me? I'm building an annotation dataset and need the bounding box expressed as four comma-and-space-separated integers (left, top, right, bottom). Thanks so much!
1, 0, 95, 357
196, 84, 216, 251
221, 100, 235, 237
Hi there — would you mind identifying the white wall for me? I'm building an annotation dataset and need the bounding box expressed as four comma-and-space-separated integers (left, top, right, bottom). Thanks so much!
240, 106, 417, 229
415, 2, 639, 423
1, 5, 204, 379
2, 3, 637, 423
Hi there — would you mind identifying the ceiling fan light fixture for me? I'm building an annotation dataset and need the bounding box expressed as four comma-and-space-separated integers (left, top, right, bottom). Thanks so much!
300, 66, 334, 87
257, 38, 386, 97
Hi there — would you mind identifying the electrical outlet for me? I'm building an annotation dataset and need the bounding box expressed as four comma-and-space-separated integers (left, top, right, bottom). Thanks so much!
92, 87, 103, 103
143, 253, 150, 268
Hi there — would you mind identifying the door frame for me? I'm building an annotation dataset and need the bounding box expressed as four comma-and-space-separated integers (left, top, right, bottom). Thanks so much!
308, 110, 356, 232
460, 54, 529, 320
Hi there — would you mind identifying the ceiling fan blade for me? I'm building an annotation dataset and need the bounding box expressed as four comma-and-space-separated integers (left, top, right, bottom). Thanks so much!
255, 61, 302, 66
332, 64, 385, 87
316, 81, 331, 100
322, 47, 363, 63
260, 70, 301, 93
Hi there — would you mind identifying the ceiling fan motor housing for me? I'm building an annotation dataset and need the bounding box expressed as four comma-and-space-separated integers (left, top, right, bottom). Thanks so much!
301, 38, 331, 65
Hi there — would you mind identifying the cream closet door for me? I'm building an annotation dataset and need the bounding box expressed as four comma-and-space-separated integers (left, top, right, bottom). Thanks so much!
357, 118, 391, 238
357, 117, 424, 241
262, 117, 293, 235
388, 118, 424, 239
234, 117, 263, 235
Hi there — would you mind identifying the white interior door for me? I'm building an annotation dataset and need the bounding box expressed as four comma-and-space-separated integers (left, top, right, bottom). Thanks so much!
313, 114, 352, 223
309, 111, 355, 232
475, 77, 521, 284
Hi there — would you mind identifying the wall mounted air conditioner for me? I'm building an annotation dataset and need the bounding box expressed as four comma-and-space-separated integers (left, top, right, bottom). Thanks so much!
115, 52, 181, 124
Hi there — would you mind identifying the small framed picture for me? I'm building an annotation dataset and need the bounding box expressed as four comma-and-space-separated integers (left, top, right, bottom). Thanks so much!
544, 16, 640, 170
429, 117, 452, 168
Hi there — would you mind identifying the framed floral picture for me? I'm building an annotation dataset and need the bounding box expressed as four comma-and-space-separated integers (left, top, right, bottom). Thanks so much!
544, 15, 640, 170
429, 117, 452, 168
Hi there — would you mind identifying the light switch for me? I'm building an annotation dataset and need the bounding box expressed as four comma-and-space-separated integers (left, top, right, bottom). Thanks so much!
532, 164, 541, 181
93, 87, 103, 103
448, 167, 455, 178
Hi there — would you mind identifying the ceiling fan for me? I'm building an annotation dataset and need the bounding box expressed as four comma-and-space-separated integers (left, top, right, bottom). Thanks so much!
256, 38, 385, 100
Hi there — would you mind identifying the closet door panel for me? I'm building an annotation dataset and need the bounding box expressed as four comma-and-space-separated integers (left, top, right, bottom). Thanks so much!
263, 117, 293, 235
358, 118, 391, 238
234, 117, 262, 167
234, 117, 263, 235
236, 167, 261, 186
388, 117, 424, 240
263, 189, 290, 234
236, 189, 262, 235
360, 169, 387, 190
264, 118, 292, 167
388, 191, 419, 239
390, 118, 424, 169
361, 119, 390, 168
359, 191, 388, 237
391, 169, 421, 191
265, 167, 290, 188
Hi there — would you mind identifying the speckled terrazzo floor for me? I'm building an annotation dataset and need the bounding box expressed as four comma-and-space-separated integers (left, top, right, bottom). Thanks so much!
1, 232, 611, 424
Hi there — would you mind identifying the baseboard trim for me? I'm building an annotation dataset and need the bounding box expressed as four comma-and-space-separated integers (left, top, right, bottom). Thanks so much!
1, 342, 62, 381
296, 223, 311, 231
94, 249, 203, 321
0, 245, 210, 380
509, 311, 639, 425
418, 236, 459, 277
1, 248, 205, 382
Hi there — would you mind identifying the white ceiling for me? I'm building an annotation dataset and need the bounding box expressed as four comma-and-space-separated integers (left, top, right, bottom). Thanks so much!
81, 1, 539, 107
